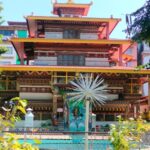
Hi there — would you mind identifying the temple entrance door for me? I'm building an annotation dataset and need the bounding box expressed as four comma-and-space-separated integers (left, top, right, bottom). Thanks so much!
57, 108, 64, 119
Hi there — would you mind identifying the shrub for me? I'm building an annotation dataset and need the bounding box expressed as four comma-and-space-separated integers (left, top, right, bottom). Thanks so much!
0, 97, 39, 150
110, 116, 150, 150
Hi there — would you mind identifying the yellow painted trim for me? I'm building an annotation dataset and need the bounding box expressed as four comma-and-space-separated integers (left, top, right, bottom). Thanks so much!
54, 3, 91, 8
0, 41, 11, 44
66, 72, 68, 84
26, 16, 121, 23
11, 38, 132, 45
0, 66, 150, 75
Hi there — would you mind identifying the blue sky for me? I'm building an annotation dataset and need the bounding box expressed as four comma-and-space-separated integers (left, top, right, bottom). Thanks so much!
1, 0, 146, 39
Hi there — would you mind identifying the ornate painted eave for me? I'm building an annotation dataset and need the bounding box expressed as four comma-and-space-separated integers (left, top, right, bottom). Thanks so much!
26, 16, 121, 23
26, 16, 121, 37
0, 25, 27, 31
11, 37, 130, 44
0, 65, 150, 75
10, 38, 132, 60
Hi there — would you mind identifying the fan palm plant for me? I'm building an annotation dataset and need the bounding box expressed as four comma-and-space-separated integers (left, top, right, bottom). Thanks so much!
69, 73, 108, 150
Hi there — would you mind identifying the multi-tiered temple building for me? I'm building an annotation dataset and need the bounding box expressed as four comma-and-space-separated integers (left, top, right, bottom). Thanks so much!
0, 0, 150, 129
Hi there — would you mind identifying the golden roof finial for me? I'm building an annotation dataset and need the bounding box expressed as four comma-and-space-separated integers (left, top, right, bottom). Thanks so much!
67, 0, 74, 3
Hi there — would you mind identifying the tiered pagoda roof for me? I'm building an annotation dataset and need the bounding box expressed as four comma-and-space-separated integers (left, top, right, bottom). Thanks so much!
3, 0, 136, 67
11, 37, 132, 65
26, 16, 121, 38
0, 0, 150, 122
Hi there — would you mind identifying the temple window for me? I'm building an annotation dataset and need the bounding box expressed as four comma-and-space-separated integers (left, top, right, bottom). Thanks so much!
124, 79, 141, 94
96, 114, 104, 121
0, 77, 17, 91
34, 113, 41, 120
0, 80, 6, 90
105, 114, 115, 121
57, 54, 85, 66
63, 29, 80, 39
33, 112, 51, 120
41, 113, 51, 120
0, 30, 14, 36
8, 80, 16, 90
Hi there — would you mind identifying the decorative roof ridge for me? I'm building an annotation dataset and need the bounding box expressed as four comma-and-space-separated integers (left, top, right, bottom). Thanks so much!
26, 15, 121, 21
53, 2, 92, 6
52, 0, 93, 16
0, 25, 27, 30
11, 37, 132, 42
10, 37, 132, 46
52, 0, 93, 5
7, 21, 27, 26
0, 65, 136, 69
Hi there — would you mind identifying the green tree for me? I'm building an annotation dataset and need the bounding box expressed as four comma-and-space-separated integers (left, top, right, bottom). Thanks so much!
0, 1, 4, 25
0, 1, 7, 55
110, 116, 150, 150
129, 0, 150, 44
128, 0, 150, 70
0, 97, 39, 150
0, 40, 8, 55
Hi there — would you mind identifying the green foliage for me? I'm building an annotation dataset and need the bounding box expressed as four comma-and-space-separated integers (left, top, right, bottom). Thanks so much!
0, 1, 4, 25
129, 0, 150, 44
110, 116, 150, 150
0, 2, 8, 55
0, 133, 39, 150
135, 62, 150, 70
0, 46, 8, 55
0, 34, 8, 55
0, 97, 39, 150
0, 35, 8, 55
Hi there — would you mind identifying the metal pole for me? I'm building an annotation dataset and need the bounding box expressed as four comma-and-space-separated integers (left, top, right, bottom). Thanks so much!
85, 100, 90, 150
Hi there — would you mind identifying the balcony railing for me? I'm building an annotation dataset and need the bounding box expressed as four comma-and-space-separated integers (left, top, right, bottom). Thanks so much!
0, 91, 19, 98
4, 128, 150, 150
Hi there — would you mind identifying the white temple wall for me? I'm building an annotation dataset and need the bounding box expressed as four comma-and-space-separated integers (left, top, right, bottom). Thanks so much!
45, 32, 98, 40
80, 33, 97, 40
15, 120, 47, 128
20, 92, 53, 100
45, 32, 63, 39
85, 57, 109, 67
34, 56, 110, 67
34, 56, 57, 66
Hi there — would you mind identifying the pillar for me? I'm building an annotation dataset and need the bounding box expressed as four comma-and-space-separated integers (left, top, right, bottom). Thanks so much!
40, 112, 42, 120
130, 79, 133, 94
16, 77, 19, 91
53, 72, 57, 84
65, 72, 68, 84
6, 76, 8, 90
53, 94, 58, 115
125, 104, 130, 119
